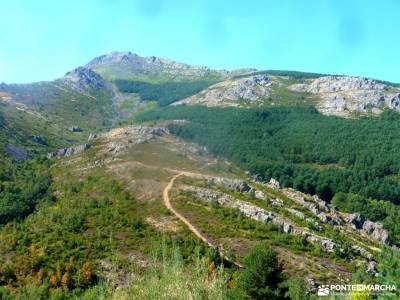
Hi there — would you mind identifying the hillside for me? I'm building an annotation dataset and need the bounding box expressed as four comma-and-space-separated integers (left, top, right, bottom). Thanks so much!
0, 123, 391, 297
1, 51, 400, 299
172, 72, 400, 116
2, 52, 400, 161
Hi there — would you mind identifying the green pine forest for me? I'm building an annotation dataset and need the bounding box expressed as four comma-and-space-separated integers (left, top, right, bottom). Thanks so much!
139, 105, 400, 245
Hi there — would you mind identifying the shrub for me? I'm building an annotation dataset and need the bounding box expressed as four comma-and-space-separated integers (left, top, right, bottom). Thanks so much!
235, 242, 285, 299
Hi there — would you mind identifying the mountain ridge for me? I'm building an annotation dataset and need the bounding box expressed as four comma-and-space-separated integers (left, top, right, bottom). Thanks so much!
2, 50, 400, 160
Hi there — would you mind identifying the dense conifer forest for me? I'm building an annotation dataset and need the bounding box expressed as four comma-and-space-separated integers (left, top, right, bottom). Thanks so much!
139, 106, 400, 242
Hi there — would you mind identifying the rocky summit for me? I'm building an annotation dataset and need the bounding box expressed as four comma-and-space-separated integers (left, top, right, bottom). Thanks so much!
86, 51, 216, 80
62, 66, 106, 93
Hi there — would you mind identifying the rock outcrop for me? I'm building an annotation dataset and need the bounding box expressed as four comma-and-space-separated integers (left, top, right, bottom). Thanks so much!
88, 125, 169, 155
361, 220, 389, 245
47, 144, 91, 159
281, 188, 390, 245
267, 178, 280, 189
89, 125, 168, 143
62, 67, 106, 93
188, 186, 339, 252
282, 189, 333, 224
207, 177, 251, 193
290, 76, 386, 93
173, 75, 273, 107
289, 76, 400, 116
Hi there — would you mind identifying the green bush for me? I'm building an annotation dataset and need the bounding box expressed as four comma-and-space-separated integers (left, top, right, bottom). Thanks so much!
234, 242, 285, 299
0, 158, 53, 224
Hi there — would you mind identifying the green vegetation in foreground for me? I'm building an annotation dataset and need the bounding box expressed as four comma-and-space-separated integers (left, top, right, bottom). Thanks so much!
114, 79, 217, 106
138, 105, 400, 245
0, 156, 398, 298
0, 157, 53, 224
0, 238, 310, 299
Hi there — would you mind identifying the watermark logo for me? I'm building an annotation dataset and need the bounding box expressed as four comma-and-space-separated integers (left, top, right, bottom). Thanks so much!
317, 284, 396, 297
317, 285, 330, 296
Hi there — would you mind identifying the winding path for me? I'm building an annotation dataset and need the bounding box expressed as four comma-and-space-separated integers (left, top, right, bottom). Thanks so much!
163, 172, 243, 268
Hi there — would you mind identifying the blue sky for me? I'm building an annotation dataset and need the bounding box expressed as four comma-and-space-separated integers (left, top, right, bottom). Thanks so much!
1, 0, 399, 83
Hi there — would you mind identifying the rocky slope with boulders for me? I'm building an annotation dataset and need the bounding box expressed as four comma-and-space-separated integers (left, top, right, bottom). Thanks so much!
88, 125, 169, 155
173, 74, 273, 107
45, 125, 169, 159
47, 144, 91, 159
289, 76, 400, 116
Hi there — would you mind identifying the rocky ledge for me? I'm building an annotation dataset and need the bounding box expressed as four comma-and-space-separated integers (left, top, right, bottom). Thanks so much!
278, 185, 390, 245
47, 144, 91, 159
186, 186, 375, 260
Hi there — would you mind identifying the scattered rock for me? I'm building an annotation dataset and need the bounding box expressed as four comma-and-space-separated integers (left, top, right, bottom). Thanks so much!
89, 125, 168, 143
88, 125, 169, 156
352, 245, 373, 260
344, 213, 365, 229
342, 213, 389, 244
69, 126, 82, 132
268, 198, 284, 207
290, 76, 386, 93
362, 220, 389, 245
268, 178, 280, 189
47, 144, 91, 159
207, 177, 251, 193
105, 141, 128, 155
173, 74, 273, 107
320, 238, 337, 252
254, 190, 265, 199
283, 189, 334, 224
188, 186, 339, 252
286, 208, 306, 220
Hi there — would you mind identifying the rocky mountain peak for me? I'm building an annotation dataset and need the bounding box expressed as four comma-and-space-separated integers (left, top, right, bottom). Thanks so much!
86, 51, 140, 67
85, 51, 224, 80
62, 66, 105, 92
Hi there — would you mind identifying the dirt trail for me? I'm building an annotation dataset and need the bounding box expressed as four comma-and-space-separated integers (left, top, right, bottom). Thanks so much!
163, 172, 243, 268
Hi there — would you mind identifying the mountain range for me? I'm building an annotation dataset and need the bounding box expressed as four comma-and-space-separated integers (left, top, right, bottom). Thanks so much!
1, 51, 400, 299
2, 51, 400, 159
